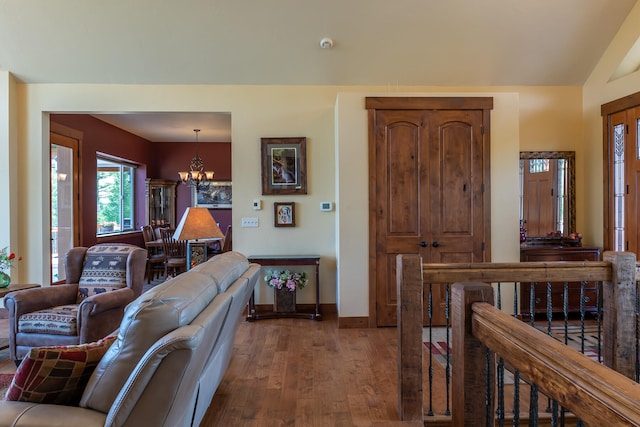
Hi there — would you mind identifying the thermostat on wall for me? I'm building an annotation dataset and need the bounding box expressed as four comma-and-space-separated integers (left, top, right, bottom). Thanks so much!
320, 202, 333, 212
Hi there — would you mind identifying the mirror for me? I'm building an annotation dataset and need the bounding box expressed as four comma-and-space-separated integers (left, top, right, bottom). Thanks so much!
520, 151, 575, 241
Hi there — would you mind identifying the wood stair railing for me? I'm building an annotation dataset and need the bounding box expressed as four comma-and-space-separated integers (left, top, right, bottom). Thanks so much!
396, 251, 639, 425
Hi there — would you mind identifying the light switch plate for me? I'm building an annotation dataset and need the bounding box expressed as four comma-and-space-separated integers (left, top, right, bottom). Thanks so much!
241, 217, 259, 227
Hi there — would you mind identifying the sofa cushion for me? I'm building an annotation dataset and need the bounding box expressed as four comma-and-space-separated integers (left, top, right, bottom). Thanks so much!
18, 305, 79, 336
80, 268, 223, 413
190, 251, 250, 292
4, 335, 116, 406
78, 244, 137, 289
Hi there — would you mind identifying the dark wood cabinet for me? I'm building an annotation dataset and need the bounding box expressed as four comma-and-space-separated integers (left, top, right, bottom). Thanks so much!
519, 245, 601, 318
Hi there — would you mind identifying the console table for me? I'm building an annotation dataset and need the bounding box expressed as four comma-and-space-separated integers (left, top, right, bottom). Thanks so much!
247, 255, 322, 321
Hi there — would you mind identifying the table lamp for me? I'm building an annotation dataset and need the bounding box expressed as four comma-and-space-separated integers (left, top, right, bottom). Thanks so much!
173, 207, 225, 268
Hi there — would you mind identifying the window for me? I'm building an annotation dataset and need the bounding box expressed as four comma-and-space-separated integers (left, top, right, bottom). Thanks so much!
97, 156, 135, 235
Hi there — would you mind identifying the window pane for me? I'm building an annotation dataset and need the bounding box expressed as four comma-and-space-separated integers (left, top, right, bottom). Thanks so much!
613, 123, 625, 251
97, 157, 136, 235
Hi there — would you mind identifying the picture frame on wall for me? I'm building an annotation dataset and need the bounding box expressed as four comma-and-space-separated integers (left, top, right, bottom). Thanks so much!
274, 202, 296, 227
261, 137, 307, 195
192, 181, 232, 209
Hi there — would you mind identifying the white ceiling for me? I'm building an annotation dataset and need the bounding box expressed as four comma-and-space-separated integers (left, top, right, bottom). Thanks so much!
2, 0, 637, 141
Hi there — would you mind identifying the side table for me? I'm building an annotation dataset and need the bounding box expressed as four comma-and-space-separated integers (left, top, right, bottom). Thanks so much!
247, 255, 322, 321
0, 283, 40, 299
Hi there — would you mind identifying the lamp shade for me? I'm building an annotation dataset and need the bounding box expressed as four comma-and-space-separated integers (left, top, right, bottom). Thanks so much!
173, 207, 225, 241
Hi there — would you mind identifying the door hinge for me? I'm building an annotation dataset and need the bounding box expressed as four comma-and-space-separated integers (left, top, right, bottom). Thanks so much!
481, 183, 485, 193
481, 125, 485, 135
482, 242, 485, 251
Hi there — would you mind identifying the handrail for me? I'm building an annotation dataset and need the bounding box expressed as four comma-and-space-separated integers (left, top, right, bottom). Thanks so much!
454, 284, 640, 426
396, 251, 638, 423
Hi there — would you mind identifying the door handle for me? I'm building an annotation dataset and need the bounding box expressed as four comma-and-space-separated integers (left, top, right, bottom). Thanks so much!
432, 241, 440, 248
419, 241, 428, 247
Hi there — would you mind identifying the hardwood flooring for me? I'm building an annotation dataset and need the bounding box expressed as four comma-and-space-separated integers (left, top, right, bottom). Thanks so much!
202, 314, 422, 426
0, 306, 584, 426
0, 308, 421, 426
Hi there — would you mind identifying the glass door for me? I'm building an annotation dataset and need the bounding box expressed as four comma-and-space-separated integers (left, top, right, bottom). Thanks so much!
50, 128, 80, 284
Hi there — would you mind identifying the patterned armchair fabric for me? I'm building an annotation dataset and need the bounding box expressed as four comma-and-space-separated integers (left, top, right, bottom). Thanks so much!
4, 243, 147, 361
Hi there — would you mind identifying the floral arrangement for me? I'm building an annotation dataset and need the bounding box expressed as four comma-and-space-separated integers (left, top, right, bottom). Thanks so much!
264, 269, 308, 292
0, 247, 21, 272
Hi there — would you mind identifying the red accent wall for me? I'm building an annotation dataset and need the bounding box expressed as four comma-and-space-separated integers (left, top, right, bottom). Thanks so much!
152, 141, 232, 233
50, 114, 232, 247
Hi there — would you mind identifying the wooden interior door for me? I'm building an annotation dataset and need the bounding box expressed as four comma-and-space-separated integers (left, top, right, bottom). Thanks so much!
367, 97, 492, 327
522, 158, 557, 236
602, 92, 640, 253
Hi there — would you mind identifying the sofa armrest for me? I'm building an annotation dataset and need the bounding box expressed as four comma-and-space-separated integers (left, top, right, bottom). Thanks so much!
0, 401, 106, 426
77, 287, 135, 343
80, 287, 135, 315
4, 284, 79, 320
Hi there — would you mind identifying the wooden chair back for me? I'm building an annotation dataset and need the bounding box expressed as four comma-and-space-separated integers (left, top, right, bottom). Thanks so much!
221, 225, 232, 253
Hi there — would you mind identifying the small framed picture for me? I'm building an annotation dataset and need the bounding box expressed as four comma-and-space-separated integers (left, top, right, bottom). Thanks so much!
192, 181, 232, 209
274, 202, 296, 227
261, 137, 307, 195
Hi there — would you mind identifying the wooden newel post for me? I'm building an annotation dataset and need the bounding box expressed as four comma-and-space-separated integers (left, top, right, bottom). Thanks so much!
396, 254, 423, 422
451, 282, 495, 427
602, 251, 637, 379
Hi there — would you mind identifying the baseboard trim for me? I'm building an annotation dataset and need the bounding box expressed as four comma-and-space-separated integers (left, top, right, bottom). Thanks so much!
245, 304, 370, 328
337, 316, 369, 329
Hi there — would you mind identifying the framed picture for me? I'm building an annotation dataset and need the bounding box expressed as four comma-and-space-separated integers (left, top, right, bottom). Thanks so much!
261, 137, 307, 195
192, 181, 232, 209
274, 202, 296, 227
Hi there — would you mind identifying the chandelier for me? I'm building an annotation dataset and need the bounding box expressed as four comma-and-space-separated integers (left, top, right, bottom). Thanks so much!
178, 129, 214, 189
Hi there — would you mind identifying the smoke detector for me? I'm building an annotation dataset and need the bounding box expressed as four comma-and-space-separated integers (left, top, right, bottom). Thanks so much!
319, 37, 334, 49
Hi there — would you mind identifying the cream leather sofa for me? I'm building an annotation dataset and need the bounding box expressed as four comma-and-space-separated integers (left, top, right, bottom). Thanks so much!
0, 251, 261, 427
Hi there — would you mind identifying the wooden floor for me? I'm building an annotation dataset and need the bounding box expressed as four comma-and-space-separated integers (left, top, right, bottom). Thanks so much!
201, 314, 422, 426
0, 309, 422, 426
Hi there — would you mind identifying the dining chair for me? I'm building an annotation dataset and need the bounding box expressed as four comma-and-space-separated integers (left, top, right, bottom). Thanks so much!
160, 229, 188, 277
141, 225, 165, 283
221, 225, 232, 253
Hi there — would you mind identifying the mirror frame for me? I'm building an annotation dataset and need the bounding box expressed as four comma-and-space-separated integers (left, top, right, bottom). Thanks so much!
520, 151, 576, 237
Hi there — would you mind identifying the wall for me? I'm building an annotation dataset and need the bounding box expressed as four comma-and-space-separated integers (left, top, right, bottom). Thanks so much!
51, 114, 153, 247
152, 140, 232, 232
1, 83, 594, 320
48, 115, 233, 245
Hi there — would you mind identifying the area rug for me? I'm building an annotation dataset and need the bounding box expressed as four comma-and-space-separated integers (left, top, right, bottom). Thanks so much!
0, 373, 14, 399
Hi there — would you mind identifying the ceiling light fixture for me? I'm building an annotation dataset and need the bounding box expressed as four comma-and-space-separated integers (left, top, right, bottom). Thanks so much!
178, 129, 214, 190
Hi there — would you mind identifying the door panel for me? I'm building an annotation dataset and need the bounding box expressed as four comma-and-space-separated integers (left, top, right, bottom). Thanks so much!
522, 159, 556, 236
373, 110, 427, 327
370, 100, 490, 327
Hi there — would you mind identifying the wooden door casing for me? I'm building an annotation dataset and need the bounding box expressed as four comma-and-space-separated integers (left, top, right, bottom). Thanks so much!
367, 97, 492, 327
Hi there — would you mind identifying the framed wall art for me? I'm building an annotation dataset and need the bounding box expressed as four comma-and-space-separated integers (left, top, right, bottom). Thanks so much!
261, 137, 307, 195
274, 202, 296, 227
192, 181, 232, 209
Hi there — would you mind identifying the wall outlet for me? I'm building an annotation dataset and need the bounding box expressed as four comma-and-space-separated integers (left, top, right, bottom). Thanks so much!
241, 217, 259, 227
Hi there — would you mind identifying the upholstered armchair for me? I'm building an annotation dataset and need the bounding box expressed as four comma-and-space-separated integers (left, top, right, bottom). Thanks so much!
4, 243, 147, 362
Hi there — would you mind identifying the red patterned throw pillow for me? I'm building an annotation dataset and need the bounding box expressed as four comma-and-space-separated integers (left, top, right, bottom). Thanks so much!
4, 335, 116, 405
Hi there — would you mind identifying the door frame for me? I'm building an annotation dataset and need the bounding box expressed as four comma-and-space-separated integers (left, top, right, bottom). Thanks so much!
50, 122, 82, 284
602, 91, 640, 251
366, 96, 493, 327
